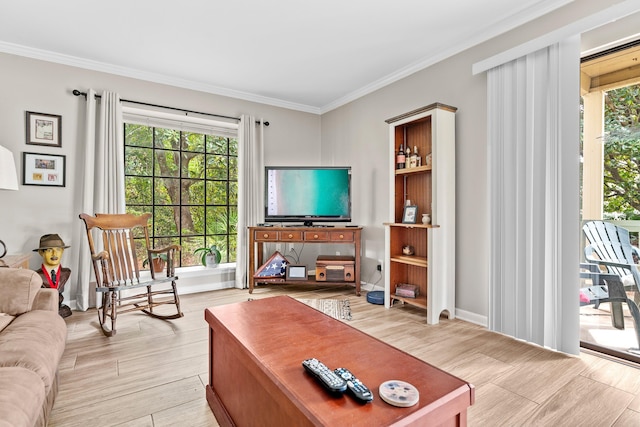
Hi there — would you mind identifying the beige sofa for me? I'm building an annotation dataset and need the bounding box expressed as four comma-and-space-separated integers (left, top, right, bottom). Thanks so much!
0, 268, 67, 427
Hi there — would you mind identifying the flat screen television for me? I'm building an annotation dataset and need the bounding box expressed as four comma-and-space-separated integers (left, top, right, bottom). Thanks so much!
265, 166, 352, 225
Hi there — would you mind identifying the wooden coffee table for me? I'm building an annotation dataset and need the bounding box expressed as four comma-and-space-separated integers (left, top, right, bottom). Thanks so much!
205, 296, 474, 426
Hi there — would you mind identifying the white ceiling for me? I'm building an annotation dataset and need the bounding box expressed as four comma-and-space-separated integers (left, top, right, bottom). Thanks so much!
0, 0, 573, 113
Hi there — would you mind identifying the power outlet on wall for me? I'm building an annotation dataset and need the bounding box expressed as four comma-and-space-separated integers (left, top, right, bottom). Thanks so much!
377, 259, 383, 272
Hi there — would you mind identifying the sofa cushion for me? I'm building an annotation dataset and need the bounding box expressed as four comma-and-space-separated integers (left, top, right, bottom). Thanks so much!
0, 310, 67, 394
0, 313, 14, 333
0, 366, 46, 427
0, 268, 42, 315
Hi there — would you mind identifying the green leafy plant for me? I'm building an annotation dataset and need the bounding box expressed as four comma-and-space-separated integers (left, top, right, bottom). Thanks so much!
194, 245, 222, 267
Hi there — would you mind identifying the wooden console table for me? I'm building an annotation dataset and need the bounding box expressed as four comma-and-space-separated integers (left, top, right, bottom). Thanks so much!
205, 296, 474, 426
248, 226, 362, 295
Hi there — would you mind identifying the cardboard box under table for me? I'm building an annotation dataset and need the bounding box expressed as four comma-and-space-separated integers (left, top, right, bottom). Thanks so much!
315, 255, 355, 282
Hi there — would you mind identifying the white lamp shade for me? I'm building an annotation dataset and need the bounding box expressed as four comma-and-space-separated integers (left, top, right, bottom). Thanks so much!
0, 145, 19, 190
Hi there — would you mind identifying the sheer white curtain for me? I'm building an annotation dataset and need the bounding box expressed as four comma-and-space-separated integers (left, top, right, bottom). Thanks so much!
487, 36, 580, 354
74, 90, 126, 310
236, 116, 265, 289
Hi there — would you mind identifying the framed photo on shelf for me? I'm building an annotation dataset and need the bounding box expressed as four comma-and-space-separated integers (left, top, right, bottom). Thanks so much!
402, 205, 418, 224
26, 111, 62, 147
286, 265, 307, 280
22, 152, 66, 187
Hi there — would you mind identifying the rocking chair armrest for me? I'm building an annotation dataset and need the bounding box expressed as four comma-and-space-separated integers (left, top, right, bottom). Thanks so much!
148, 245, 181, 255
91, 251, 110, 262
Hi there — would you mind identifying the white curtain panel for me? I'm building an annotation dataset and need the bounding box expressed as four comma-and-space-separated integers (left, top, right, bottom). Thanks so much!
73, 90, 126, 310
236, 116, 265, 289
487, 36, 580, 354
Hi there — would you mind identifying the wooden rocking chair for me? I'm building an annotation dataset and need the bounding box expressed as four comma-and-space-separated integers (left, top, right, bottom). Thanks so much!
79, 213, 183, 336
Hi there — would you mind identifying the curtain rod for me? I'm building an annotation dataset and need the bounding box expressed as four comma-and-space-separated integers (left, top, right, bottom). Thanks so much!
72, 90, 269, 126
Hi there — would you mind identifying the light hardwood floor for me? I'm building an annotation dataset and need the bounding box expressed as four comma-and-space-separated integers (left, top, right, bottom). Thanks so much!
50, 284, 640, 427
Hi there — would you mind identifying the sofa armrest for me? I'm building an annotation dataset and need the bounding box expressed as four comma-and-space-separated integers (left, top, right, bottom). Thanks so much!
32, 288, 58, 312
0, 268, 43, 315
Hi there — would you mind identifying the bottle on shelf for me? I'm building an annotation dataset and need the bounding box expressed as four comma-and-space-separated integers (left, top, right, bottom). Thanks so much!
405, 146, 411, 168
396, 144, 405, 169
409, 145, 419, 168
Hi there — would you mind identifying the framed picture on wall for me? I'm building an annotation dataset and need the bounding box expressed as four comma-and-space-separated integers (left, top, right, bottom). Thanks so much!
26, 111, 62, 147
22, 152, 66, 187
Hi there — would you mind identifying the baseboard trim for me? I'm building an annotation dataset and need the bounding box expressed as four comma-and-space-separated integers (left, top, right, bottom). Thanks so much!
455, 308, 487, 327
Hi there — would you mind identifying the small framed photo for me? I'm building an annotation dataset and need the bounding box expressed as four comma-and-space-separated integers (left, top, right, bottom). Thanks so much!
402, 205, 418, 224
26, 111, 62, 147
286, 265, 308, 280
22, 152, 66, 187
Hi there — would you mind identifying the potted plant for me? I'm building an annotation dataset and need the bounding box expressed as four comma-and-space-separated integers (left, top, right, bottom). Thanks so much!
142, 253, 168, 273
194, 244, 222, 268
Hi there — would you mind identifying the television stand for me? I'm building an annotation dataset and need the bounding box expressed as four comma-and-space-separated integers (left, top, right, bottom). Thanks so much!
248, 225, 362, 295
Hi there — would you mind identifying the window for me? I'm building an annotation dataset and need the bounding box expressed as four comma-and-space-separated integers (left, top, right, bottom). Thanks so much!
123, 113, 238, 268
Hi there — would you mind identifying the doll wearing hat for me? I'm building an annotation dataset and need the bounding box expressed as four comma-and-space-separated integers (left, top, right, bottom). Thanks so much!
34, 234, 72, 318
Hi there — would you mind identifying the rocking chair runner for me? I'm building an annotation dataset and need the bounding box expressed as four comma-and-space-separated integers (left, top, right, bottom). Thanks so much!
79, 213, 183, 336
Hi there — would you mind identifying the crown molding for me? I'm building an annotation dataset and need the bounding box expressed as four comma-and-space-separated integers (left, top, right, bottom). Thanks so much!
473, 0, 640, 75
319, 0, 573, 113
0, 41, 322, 115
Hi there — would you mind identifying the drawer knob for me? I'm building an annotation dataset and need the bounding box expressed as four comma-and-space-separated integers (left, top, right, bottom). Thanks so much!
339, 234, 344, 239
263, 233, 269, 238
288, 234, 293, 239
313, 234, 319, 239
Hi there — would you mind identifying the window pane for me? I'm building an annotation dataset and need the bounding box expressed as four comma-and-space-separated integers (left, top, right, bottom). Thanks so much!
207, 206, 230, 234
206, 155, 228, 179
182, 132, 205, 152
125, 124, 152, 148
154, 149, 180, 177
229, 181, 238, 205
181, 236, 205, 266
227, 235, 237, 262
126, 176, 153, 205
125, 146, 153, 176
153, 206, 178, 236
207, 181, 228, 205
229, 156, 238, 178
207, 135, 228, 154
182, 152, 204, 178
182, 206, 204, 235
155, 128, 180, 150
154, 178, 177, 205
229, 206, 238, 234
229, 138, 238, 156
183, 179, 204, 205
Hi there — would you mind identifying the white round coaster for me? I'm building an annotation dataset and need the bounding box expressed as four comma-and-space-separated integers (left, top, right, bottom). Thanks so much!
378, 380, 420, 407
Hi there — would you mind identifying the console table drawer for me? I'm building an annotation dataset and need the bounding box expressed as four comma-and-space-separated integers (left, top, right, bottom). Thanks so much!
279, 231, 302, 241
254, 230, 278, 241
330, 231, 355, 242
304, 231, 329, 241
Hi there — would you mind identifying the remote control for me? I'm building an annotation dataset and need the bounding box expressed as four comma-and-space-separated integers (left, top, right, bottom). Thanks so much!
334, 367, 374, 403
302, 358, 347, 394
